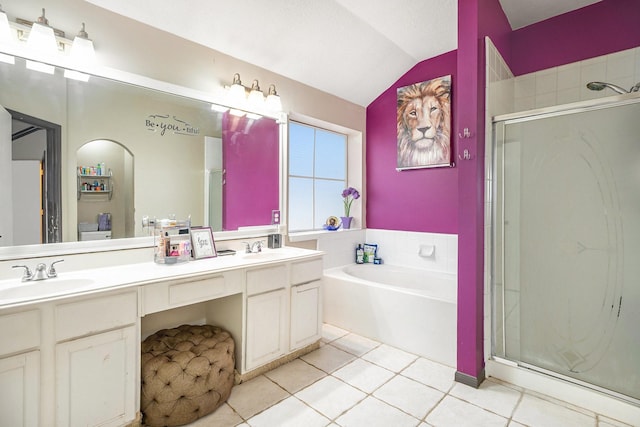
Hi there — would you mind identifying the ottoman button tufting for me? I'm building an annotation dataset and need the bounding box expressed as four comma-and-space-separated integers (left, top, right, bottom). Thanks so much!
141, 324, 235, 427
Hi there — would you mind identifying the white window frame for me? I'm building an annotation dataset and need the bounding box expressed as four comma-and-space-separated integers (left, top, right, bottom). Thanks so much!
285, 113, 363, 237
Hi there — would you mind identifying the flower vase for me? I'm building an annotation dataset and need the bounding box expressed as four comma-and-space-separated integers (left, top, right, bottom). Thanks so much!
341, 216, 353, 229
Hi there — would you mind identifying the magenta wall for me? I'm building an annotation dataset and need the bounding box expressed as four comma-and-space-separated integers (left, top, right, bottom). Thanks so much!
222, 113, 279, 230
366, 51, 458, 234
364, 0, 640, 382
510, 0, 640, 76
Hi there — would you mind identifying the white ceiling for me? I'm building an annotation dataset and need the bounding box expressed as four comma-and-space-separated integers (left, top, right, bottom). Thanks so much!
86, 0, 600, 107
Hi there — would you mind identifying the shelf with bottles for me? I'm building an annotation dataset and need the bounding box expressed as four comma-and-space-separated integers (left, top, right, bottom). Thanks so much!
77, 168, 113, 200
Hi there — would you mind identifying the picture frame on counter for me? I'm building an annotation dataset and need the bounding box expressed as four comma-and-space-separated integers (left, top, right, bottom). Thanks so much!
190, 226, 217, 259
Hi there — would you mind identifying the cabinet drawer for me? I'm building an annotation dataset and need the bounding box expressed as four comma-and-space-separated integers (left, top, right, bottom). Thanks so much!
0, 310, 40, 356
55, 291, 137, 341
246, 265, 287, 296
142, 270, 242, 315
169, 275, 226, 305
290, 258, 323, 285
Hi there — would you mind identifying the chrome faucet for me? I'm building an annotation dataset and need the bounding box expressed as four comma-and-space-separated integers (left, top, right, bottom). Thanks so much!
33, 263, 48, 280
47, 260, 64, 278
12, 259, 64, 282
242, 241, 264, 254
251, 241, 264, 253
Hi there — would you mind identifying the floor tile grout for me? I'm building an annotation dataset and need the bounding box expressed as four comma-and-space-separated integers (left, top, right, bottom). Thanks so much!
195, 325, 634, 427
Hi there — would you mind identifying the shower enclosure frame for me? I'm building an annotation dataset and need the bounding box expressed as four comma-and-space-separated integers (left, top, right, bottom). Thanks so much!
489, 92, 640, 408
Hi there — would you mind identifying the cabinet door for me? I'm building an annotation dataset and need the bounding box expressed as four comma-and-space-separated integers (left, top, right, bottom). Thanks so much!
56, 326, 136, 427
245, 289, 287, 371
0, 351, 40, 427
290, 280, 322, 350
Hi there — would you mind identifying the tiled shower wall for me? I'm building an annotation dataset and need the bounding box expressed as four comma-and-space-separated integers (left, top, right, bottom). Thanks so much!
514, 46, 640, 111
483, 39, 640, 361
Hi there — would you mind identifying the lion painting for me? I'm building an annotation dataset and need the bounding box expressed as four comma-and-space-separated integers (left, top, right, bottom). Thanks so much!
397, 76, 451, 169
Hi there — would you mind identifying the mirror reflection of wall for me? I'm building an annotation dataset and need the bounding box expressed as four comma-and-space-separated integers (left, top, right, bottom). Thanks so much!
2, 110, 62, 247
223, 113, 280, 230
77, 140, 134, 240
205, 136, 223, 232
0, 55, 282, 249
11, 119, 46, 246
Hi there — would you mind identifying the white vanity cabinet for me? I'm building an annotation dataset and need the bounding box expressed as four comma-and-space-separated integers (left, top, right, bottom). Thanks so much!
0, 246, 324, 426
243, 256, 323, 373
0, 310, 41, 427
245, 264, 289, 371
54, 291, 138, 427
290, 259, 323, 350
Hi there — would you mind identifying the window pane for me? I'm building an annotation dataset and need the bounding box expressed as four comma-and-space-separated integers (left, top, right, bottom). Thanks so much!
289, 122, 314, 177
315, 129, 346, 179
289, 177, 314, 231
314, 180, 345, 229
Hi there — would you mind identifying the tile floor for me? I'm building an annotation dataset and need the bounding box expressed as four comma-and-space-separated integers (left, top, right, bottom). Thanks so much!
191, 324, 634, 427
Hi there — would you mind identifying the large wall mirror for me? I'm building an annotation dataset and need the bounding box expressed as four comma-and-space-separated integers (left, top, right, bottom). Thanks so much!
0, 55, 282, 250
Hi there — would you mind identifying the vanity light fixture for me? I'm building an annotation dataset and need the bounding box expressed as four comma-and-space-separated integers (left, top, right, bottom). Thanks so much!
69, 23, 95, 63
0, 4, 14, 64
248, 79, 265, 108
26, 9, 56, 55
0, 6, 98, 78
265, 84, 282, 113
25, 9, 57, 74
226, 73, 283, 114
0, 4, 10, 43
64, 22, 94, 81
229, 73, 247, 105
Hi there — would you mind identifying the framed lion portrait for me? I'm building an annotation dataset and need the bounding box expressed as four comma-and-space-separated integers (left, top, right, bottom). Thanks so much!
397, 75, 451, 170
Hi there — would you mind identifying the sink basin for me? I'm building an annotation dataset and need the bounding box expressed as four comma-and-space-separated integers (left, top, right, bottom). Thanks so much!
0, 278, 95, 300
241, 252, 284, 261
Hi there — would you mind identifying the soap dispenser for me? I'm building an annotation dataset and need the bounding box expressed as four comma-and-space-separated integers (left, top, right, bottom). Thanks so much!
355, 244, 364, 264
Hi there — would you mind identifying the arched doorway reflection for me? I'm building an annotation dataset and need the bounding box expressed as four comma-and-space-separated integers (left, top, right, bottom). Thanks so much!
76, 139, 134, 241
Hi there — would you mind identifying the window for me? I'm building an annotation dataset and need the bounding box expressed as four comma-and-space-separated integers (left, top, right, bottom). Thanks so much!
288, 121, 347, 231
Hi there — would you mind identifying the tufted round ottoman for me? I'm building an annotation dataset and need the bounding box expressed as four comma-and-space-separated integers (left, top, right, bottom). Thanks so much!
141, 324, 235, 427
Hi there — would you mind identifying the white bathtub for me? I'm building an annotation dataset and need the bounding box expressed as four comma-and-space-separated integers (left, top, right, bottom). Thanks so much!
323, 263, 457, 367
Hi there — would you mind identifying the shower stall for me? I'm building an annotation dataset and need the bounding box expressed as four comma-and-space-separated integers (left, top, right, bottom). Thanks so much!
491, 94, 640, 404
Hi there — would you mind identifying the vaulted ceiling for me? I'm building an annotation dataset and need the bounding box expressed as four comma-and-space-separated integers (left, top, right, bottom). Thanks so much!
87, 0, 600, 106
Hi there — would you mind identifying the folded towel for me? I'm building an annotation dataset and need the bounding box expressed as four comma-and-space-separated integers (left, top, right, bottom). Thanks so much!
98, 213, 111, 231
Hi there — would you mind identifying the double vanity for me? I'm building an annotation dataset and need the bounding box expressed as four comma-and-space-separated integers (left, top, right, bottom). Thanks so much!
0, 246, 324, 427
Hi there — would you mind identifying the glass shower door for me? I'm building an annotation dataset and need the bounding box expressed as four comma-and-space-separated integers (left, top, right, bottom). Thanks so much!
493, 99, 640, 402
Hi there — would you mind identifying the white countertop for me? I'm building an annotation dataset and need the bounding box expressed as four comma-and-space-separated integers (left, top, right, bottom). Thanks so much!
0, 246, 322, 309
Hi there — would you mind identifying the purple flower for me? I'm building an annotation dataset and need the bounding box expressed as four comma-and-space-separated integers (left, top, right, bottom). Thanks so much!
342, 187, 360, 217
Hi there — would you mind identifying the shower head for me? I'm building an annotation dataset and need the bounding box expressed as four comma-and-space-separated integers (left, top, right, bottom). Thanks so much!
586, 81, 628, 95
586, 81, 640, 94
